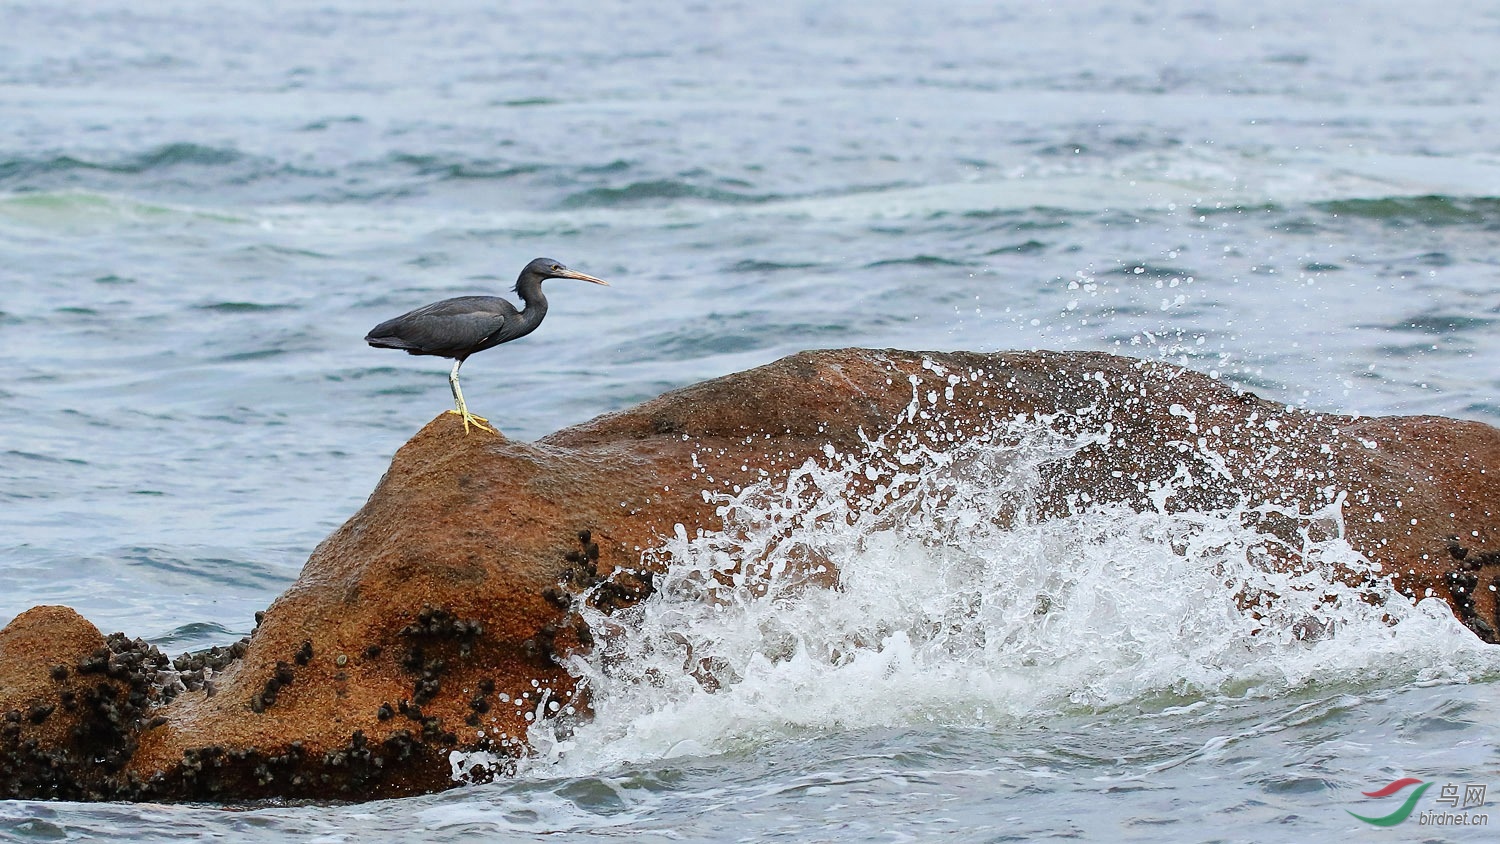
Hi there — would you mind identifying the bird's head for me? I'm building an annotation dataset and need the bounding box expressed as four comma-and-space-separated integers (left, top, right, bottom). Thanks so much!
523, 257, 610, 286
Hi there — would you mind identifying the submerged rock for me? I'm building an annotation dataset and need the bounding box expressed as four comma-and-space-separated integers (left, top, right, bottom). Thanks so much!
3, 348, 1498, 801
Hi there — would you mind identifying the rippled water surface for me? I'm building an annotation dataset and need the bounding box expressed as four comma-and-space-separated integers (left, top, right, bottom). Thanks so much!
3, 0, 1500, 840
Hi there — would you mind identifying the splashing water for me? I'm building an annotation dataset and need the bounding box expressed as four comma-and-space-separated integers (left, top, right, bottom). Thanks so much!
523, 413, 1490, 779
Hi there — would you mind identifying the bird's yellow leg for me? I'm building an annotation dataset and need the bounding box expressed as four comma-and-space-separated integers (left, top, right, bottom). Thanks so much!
445, 406, 495, 435
447, 359, 495, 435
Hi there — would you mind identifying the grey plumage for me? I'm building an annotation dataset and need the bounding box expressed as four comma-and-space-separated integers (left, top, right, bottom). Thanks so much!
365, 257, 609, 433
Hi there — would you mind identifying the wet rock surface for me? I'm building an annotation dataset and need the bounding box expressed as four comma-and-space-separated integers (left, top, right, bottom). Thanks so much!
3, 348, 1498, 801
0, 607, 174, 800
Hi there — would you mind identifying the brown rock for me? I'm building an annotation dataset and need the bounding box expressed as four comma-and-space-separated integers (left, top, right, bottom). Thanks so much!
126, 423, 675, 799
4, 348, 1498, 802
0, 606, 174, 800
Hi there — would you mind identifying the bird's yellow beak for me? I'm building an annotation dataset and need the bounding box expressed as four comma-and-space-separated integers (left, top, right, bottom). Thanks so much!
556, 268, 610, 286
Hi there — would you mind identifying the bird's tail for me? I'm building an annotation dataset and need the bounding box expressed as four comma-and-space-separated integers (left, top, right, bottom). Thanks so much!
364, 333, 418, 351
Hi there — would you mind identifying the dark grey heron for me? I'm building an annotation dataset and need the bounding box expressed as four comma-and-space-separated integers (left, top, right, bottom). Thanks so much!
365, 257, 609, 434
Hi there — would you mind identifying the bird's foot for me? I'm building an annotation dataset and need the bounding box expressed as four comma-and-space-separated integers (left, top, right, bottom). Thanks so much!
445, 408, 496, 435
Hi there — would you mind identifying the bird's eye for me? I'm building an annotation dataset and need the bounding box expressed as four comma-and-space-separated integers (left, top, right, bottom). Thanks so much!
551, 264, 562, 272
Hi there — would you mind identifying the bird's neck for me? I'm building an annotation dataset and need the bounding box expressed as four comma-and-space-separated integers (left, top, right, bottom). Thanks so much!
513, 275, 549, 331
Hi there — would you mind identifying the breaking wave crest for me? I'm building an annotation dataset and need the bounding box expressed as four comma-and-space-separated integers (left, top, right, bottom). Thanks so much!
522, 411, 1492, 777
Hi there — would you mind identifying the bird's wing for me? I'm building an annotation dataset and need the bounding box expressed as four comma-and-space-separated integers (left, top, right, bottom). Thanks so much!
399, 296, 517, 320
366, 296, 519, 357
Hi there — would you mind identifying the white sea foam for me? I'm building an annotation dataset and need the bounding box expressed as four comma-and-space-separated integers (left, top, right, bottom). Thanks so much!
520, 409, 1494, 779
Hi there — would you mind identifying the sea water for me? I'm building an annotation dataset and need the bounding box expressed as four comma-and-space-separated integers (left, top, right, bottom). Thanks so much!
2, 0, 1499, 840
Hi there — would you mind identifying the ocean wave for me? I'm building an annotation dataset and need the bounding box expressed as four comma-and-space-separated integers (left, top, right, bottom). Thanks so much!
192, 301, 300, 313
863, 254, 971, 268
724, 259, 823, 273
385, 152, 544, 182
532, 406, 1497, 775
1314, 196, 1500, 226
0, 142, 248, 182
1383, 313, 1498, 335
605, 316, 855, 364
560, 179, 781, 209
983, 238, 1049, 255
1101, 263, 1195, 279
149, 620, 239, 650
0, 189, 246, 228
